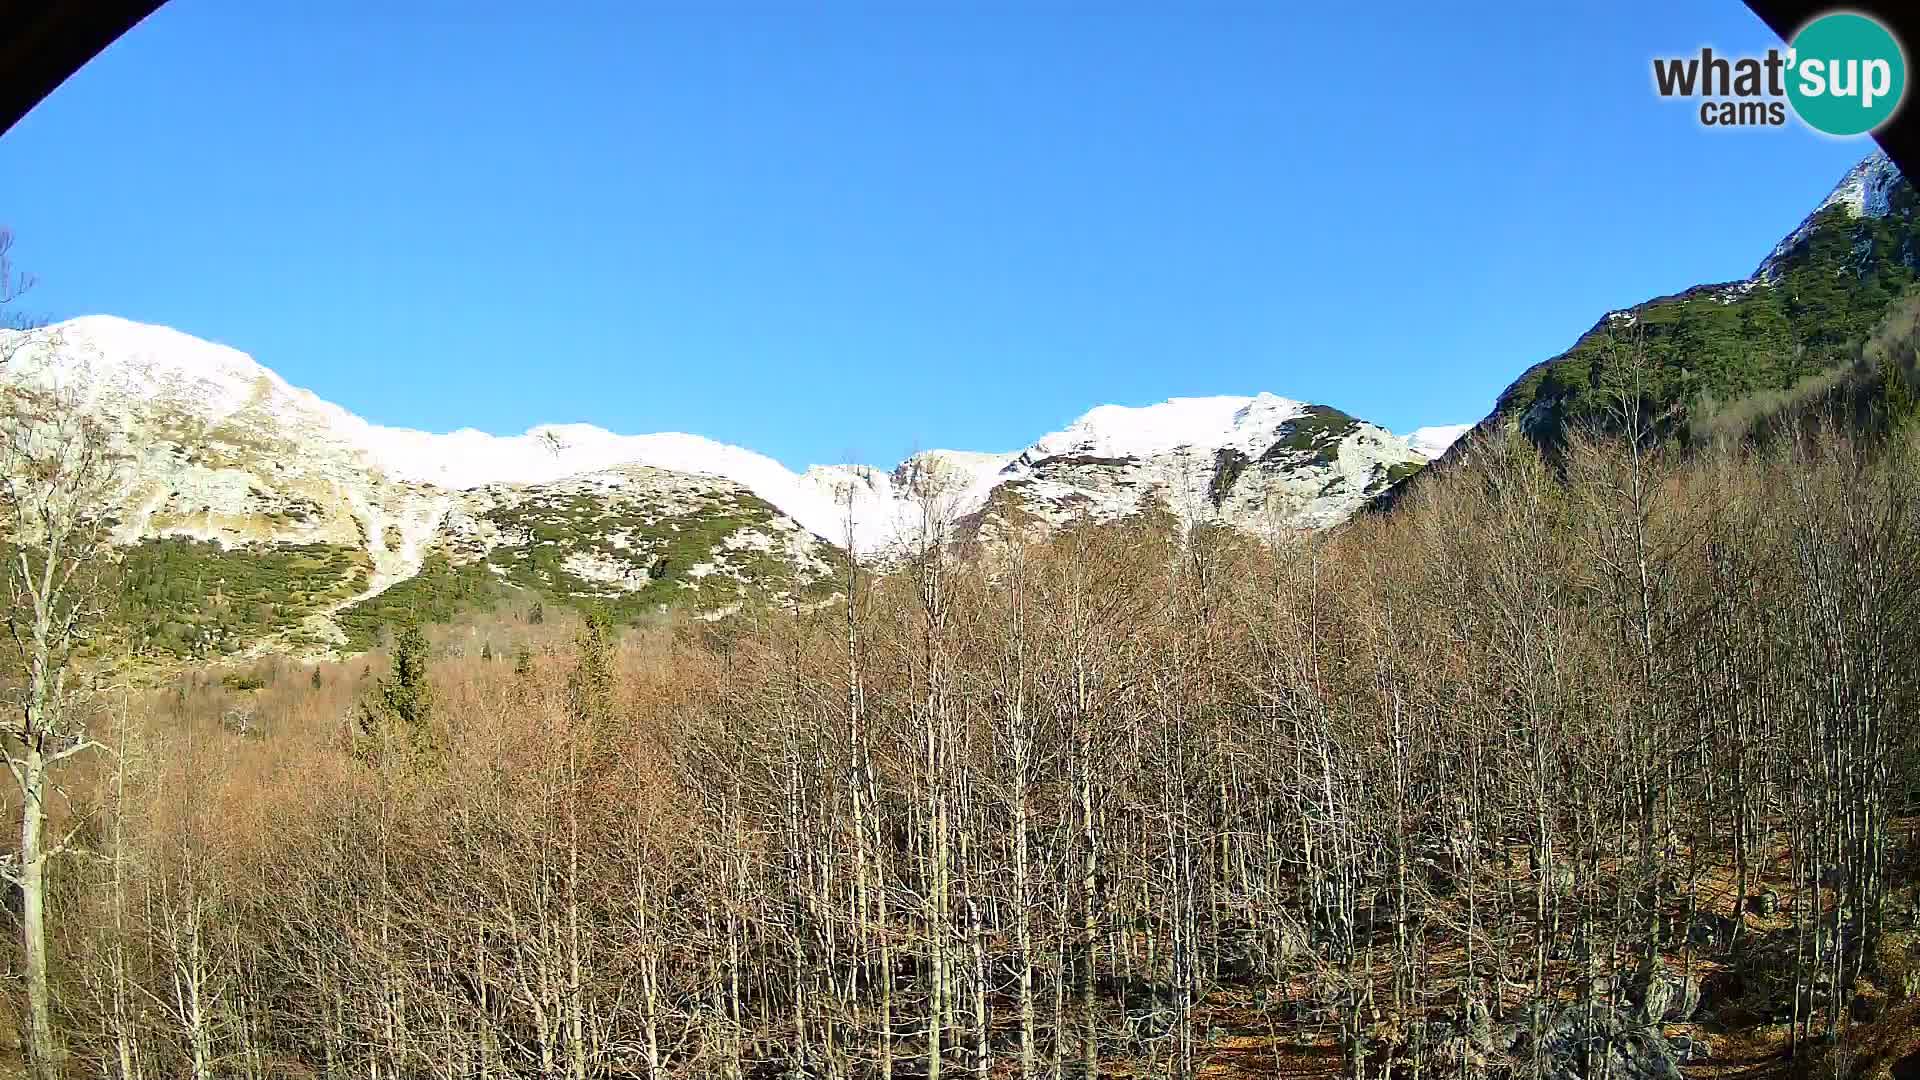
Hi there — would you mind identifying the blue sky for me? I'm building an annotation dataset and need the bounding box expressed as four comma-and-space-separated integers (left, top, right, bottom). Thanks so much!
0, 0, 1881, 470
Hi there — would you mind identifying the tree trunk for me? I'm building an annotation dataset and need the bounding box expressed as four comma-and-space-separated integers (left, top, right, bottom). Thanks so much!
20, 742, 57, 1080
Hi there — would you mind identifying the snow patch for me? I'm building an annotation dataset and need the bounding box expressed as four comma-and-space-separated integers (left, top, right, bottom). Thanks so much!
1403, 424, 1471, 459
1, 318, 1455, 556
1755, 149, 1904, 281
1026, 393, 1310, 461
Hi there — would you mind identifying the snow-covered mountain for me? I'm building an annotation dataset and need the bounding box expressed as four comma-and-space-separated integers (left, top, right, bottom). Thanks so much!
1404, 424, 1473, 460
1755, 150, 1905, 282
0, 315, 1461, 653
954, 394, 1439, 547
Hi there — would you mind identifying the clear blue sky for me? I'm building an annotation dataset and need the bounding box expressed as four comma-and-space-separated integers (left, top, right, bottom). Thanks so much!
0, 0, 1880, 470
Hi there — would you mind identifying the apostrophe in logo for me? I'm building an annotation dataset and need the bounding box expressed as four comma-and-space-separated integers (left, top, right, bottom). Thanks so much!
1786, 12, 1905, 135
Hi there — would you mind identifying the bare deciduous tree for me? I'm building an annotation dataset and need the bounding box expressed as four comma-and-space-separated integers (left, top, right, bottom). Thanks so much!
0, 228, 41, 366
0, 371, 125, 1080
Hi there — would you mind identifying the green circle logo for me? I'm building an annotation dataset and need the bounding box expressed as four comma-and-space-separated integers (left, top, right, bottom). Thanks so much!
1787, 12, 1906, 136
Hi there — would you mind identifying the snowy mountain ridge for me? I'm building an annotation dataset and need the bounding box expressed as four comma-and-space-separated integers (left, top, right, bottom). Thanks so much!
4, 315, 1462, 555
1028, 394, 1313, 460
1404, 424, 1473, 460
0, 316, 1462, 654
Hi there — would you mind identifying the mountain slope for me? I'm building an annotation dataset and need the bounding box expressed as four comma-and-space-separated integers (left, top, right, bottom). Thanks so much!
0, 316, 1460, 658
0, 317, 851, 656
1466, 150, 1918, 452
960, 395, 1431, 547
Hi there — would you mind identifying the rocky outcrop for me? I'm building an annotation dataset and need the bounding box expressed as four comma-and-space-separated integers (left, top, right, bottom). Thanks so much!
0, 317, 1458, 656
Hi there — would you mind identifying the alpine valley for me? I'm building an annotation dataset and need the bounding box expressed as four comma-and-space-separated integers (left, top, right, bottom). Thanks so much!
0, 316, 1460, 660
3, 149, 1912, 664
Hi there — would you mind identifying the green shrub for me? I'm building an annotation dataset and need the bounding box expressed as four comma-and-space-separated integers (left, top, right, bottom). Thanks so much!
1495, 184, 1920, 447
337, 554, 498, 652
113, 538, 370, 659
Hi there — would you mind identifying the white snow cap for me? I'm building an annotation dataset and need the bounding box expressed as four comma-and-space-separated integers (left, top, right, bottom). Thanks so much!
1755, 149, 1904, 281
1403, 424, 1471, 459
1028, 393, 1312, 460
0, 316, 994, 553
2, 316, 1464, 551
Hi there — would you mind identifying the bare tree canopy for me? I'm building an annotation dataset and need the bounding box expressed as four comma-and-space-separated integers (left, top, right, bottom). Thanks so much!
0, 366, 126, 1080
0, 397, 1911, 1080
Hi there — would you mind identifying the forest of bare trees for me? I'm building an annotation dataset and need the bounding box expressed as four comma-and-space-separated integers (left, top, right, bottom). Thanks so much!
9, 412, 1920, 1080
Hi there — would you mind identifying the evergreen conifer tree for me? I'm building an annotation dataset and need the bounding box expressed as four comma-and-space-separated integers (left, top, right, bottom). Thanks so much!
353, 620, 436, 768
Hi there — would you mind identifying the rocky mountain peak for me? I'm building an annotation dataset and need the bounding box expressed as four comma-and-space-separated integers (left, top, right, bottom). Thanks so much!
0, 317, 1460, 657
1755, 149, 1904, 281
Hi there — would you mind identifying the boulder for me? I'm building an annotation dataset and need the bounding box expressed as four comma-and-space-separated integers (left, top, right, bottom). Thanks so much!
1686, 913, 1738, 951
1214, 945, 1257, 984
1419, 856, 1459, 898
1630, 970, 1673, 1027
1494, 1001, 1553, 1055
1629, 964, 1704, 1023
1668, 1035, 1710, 1064
1424, 1018, 1486, 1073
1536, 1005, 1684, 1080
